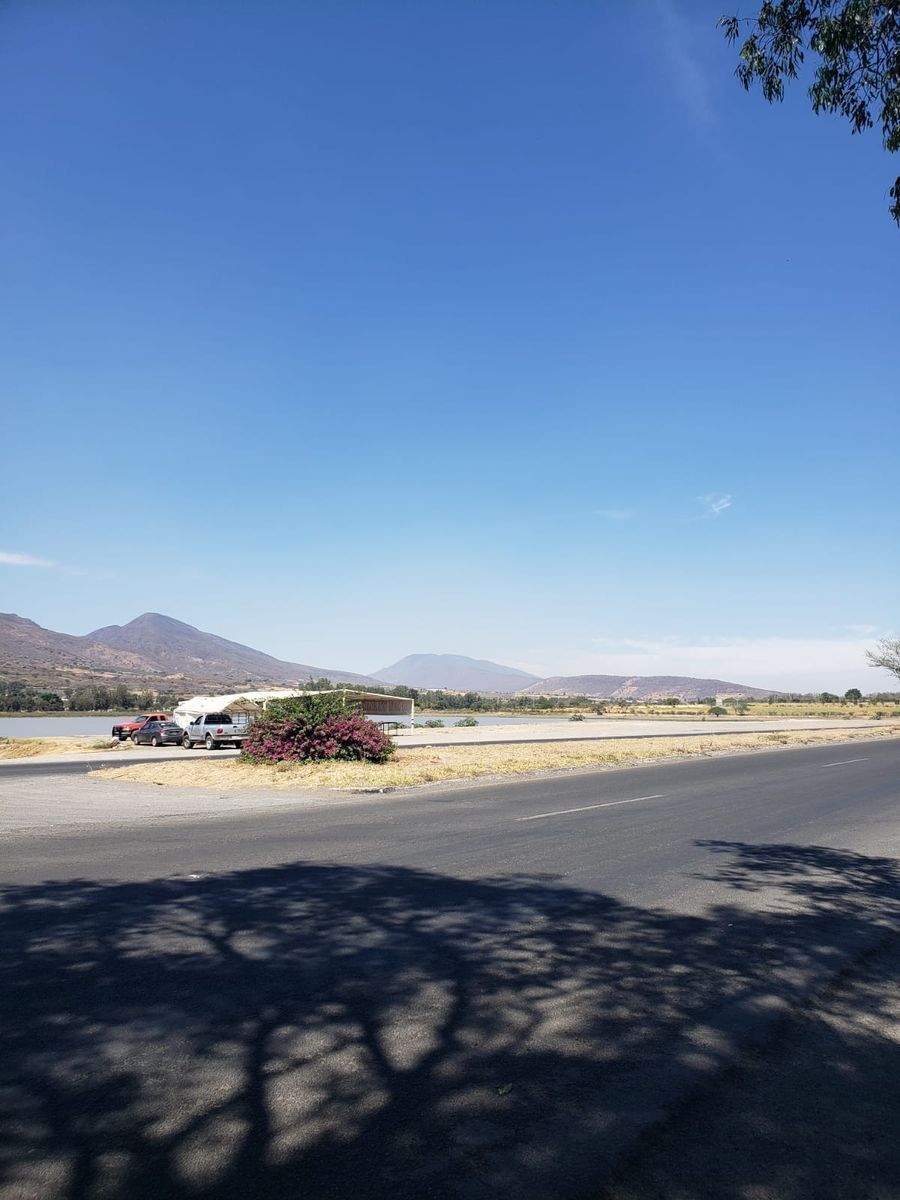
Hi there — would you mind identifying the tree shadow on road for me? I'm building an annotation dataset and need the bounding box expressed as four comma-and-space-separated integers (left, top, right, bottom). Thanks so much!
605, 841, 900, 1200
2, 840, 900, 1200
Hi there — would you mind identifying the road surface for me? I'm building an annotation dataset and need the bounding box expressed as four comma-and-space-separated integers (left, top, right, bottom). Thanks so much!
2, 739, 900, 1198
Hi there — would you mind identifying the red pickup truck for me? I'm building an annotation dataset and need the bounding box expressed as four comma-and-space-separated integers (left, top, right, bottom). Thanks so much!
111, 713, 169, 741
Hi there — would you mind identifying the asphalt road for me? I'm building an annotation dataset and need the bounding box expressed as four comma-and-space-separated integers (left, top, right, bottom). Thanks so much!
2, 740, 900, 1199
0, 747, 241, 779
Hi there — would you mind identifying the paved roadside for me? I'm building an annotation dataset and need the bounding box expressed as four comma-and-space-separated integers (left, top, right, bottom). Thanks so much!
0, 745, 240, 771
2, 731, 898, 837
0, 769, 324, 837
604, 929, 900, 1200
396, 716, 883, 746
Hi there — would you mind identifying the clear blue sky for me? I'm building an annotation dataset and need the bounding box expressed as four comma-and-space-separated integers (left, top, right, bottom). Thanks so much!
2, 0, 897, 691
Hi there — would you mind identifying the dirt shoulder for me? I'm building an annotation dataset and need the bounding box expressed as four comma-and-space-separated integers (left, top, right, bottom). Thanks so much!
0, 736, 136, 760
93, 724, 900, 791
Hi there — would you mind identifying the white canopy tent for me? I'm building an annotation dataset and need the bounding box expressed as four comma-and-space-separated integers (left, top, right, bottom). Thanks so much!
172, 689, 414, 729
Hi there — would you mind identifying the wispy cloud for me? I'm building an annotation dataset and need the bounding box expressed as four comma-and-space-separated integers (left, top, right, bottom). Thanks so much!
0, 550, 55, 568
698, 493, 732, 517
656, 0, 717, 127
0, 549, 107, 577
846, 624, 878, 635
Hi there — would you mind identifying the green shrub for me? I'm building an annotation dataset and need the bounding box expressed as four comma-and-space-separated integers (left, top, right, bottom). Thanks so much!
569, 713, 586, 722
242, 693, 393, 764
264, 692, 359, 723
422, 719, 445, 728
455, 717, 479, 727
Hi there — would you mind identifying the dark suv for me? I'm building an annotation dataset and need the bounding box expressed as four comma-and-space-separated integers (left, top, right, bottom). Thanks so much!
132, 720, 184, 747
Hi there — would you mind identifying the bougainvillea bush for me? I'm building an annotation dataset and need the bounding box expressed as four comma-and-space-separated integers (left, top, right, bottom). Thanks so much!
241, 694, 394, 764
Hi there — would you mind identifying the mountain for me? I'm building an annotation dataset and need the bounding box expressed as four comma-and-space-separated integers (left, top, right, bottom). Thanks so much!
87, 613, 378, 687
376, 653, 541, 694
517, 674, 776, 701
0, 611, 379, 691
0, 613, 160, 684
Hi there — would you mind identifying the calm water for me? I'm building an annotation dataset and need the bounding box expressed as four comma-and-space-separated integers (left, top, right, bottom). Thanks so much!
0, 716, 137, 738
0, 712, 571, 738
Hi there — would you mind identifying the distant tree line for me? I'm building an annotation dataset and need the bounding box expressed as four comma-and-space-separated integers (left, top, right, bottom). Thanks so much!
67, 684, 181, 711
305, 680, 900, 711
0, 682, 66, 712
332, 683, 598, 712
0, 680, 181, 713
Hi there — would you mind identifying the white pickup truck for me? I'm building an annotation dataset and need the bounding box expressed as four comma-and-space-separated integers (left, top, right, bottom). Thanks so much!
181, 712, 247, 750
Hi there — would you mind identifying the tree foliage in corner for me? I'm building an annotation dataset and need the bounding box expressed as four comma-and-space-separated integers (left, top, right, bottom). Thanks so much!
867, 637, 900, 680
721, 2, 900, 223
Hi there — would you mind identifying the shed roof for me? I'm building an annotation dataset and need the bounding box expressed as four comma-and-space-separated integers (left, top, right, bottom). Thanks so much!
173, 688, 413, 717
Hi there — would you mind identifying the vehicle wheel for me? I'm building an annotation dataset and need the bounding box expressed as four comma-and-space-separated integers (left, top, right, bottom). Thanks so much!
130, 733, 137, 742
205, 734, 215, 750
182, 736, 192, 750
151, 736, 159, 747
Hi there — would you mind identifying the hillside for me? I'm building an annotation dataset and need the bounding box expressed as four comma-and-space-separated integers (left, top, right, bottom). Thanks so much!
376, 653, 540, 694
0, 613, 161, 686
518, 674, 776, 701
87, 614, 379, 686
0, 612, 378, 691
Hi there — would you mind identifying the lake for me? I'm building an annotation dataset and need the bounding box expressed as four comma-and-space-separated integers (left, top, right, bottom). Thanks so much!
0, 716, 137, 738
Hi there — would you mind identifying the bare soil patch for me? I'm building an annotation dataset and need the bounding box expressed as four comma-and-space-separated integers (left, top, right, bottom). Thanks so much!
0, 736, 135, 760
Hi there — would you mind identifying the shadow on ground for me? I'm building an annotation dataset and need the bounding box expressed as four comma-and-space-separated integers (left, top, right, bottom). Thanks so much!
3, 841, 900, 1199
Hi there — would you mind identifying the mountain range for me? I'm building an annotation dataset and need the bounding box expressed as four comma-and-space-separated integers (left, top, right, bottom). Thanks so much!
0, 612, 777, 699
0, 612, 379, 691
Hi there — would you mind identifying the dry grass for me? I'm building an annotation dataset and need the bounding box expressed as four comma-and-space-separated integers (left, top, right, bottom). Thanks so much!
93, 724, 900, 792
0, 736, 134, 760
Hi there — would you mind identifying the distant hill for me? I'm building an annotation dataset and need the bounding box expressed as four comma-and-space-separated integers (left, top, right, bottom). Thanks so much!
376, 653, 541, 694
375, 657, 776, 699
0, 611, 378, 691
0, 613, 160, 684
87, 613, 379, 687
517, 674, 776, 701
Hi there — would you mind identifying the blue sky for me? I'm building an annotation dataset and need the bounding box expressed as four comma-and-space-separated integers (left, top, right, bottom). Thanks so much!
1, 0, 897, 691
